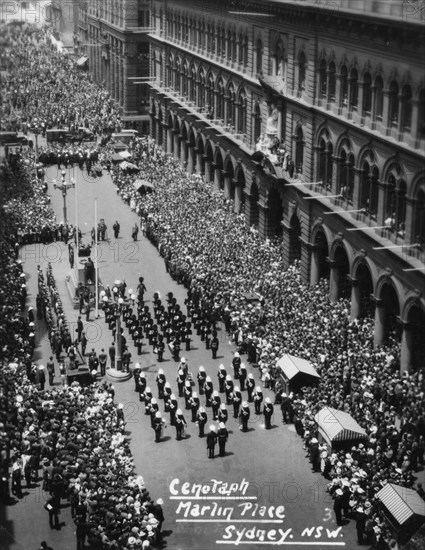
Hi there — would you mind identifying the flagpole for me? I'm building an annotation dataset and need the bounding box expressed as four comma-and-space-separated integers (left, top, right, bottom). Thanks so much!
94, 198, 99, 319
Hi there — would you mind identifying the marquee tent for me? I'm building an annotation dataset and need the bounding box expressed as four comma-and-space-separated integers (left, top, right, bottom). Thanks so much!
276, 354, 321, 392
314, 407, 367, 449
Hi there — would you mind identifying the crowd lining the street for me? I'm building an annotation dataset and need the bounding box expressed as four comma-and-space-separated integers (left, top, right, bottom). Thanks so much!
1, 21, 424, 550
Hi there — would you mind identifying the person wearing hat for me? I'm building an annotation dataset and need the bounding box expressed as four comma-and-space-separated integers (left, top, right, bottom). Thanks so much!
153, 412, 165, 443
98, 348, 107, 377
218, 403, 228, 425
224, 375, 234, 405
204, 376, 214, 407
175, 409, 187, 440
263, 397, 274, 430
189, 391, 200, 422
37, 365, 46, 391
151, 498, 165, 539
253, 387, 264, 415
355, 506, 367, 544
149, 398, 159, 429
217, 364, 227, 393
211, 391, 221, 421
156, 369, 166, 399
239, 363, 247, 391
46, 356, 55, 386
246, 373, 256, 402
217, 422, 229, 457
197, 366, 206, 395
210, 331, 219, 359
206, 425, 218, 458
333, 488, 344, 526
196, 406, 208, 437
183, 380, 193, 410
232, 352, 241, 379
239, 402, 250, 432
167, 394, 178, 426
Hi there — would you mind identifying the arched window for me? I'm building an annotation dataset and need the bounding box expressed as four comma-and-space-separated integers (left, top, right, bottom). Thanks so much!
237, 33, 243, 65
220, 29, 226, 57
227, 30, 231, 59
197, 68, 205, 108
182, 60, 189, 97
211, 24, 216, 54
401, 85, 412, 130
360, 161, 371, 210
319, 59, 327, 99
397, 180, 407, 233
375, 76, 384, 119
386, 174, 396, 218
419, 89, 425, 138
216, 78, 225, 120
350, 68, 359, 108
237, 89, 247, 134
274, 40, 286, 78
175, 57, 181, 92
370, 166, 379, 217
167, 54, 173, 87
207, 73, 214, 111
389, 80, 399, 124
328, 62, 336, 102
317, 138, 333, 188
189, 65, 196, 103
256, 38, 263, 75
338, 148, 354, 201
226, 82, 236, 127
295, 126, 304, 172
253, 101, 262, 142
340, 65, 348, 106
298, 52, 306, 95
243, 35, 248, 67
232, 31, 237, 62
363, 72, 372, 114
415, 186, 425, 243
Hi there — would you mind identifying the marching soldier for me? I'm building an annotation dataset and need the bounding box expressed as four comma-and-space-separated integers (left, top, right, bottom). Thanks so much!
240, 402, 250, 432
196, 407, 208, 437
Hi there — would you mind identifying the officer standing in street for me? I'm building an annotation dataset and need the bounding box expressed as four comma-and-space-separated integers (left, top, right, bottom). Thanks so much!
217, 422, 229, 457
113, 220, 120, 238
206, 425, 218, 458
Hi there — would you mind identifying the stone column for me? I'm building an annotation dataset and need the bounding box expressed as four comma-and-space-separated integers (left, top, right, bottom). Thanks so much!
349, 277, 361, 320
223, 171, 232, 199
373, 297, 386, 348
376, 181, 387, 227
234, 180, 243, 213
204, 159, 212, 183
382, 89, 390, 130
180, 138, 188, 169
173, 131, 180, 161
214, 165, 221, 191
187, 143, 195, 173
310, 245, 320, 287
195, 148, 203, 175
329, 260, 340, 303
167, 127, 173, 154
400, 320, 413, 373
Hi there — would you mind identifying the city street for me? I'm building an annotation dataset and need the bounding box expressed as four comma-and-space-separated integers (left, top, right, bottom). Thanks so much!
1, 162, 359, 550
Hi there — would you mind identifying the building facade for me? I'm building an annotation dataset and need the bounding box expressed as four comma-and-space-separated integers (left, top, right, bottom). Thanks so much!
148, 0, 425, 371
75, 0, 151, 130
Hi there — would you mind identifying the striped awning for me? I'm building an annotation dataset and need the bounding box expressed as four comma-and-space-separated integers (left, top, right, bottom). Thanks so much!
277, 354, 320, 382
314, 407, 367, 445
377, 484, 425, 526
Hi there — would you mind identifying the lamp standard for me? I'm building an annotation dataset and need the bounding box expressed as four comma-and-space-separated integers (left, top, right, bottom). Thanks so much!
112, 288, 124, 371
53, 170, 75, 225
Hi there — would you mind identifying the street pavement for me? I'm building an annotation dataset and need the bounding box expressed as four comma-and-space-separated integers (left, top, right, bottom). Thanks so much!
2, 161, 361, 550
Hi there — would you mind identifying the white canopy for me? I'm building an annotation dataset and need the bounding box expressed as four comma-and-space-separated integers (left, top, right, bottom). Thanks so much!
276, 354, 320, 381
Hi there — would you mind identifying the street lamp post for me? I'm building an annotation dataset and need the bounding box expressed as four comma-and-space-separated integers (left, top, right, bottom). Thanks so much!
112, 288, 124, 371
53, 170, 75, 225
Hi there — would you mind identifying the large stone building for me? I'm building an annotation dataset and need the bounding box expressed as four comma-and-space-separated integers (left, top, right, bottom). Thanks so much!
147, 0, 425, 372
75, 0, 151, 131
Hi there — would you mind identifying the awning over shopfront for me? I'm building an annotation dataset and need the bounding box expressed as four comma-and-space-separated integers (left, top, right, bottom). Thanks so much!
76, 56, 88, 67
133, 179, 153, 191
110, 154, 123, 163
377, 484, 425, 544
121, 115, 150, 122
314, 407, 367, 447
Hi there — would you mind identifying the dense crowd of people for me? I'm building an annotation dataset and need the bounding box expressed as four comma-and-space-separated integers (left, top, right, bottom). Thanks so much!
1, 20, 424, 550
